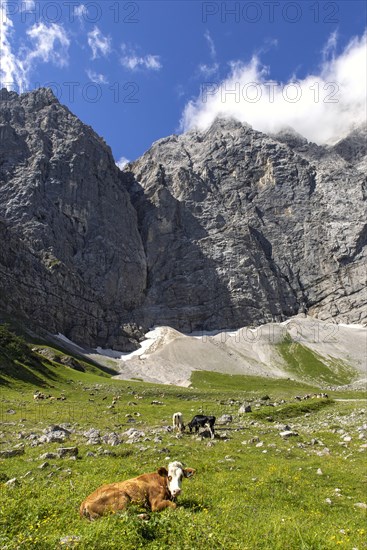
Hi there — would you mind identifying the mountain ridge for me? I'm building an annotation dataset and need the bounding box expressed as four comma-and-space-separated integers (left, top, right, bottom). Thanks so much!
0, 88, 366, 348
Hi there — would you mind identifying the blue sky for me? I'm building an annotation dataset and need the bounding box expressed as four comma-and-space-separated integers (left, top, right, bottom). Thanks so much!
1, 1, 366, 165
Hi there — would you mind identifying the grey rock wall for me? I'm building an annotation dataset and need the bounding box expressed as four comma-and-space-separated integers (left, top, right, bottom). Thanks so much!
0, 89, 365, 348
126, 118, 366, 331
0, 88, 146, 348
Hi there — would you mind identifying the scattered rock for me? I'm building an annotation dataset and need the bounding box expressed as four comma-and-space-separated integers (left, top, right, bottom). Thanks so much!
101, 450, 116, 457
102, 432, 121, 446
5, 478, 20, 488
124, 429, 145, 443
83, 428, 101, 445
39, 452, 58, 460
39, 425, 71, 444
218, 414, 233, 424
239, 404, 252, 414
59, 535, 81, 548
315, 448, 331, 456
0, 448, 25, 458
279, 431, 299, 438
57, 447, 78, 458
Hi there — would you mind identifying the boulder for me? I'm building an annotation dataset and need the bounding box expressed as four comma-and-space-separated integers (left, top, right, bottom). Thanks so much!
239, 404, 252, 414
218, 414, 233, 424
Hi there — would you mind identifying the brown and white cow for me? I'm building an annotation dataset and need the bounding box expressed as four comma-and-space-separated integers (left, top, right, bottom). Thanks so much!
79, 461, 195, 520
172, 412, 185, 433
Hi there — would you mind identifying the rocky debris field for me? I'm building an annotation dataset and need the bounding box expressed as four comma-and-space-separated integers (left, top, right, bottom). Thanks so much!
1, 374, 366, 549
1, 392, 366, 481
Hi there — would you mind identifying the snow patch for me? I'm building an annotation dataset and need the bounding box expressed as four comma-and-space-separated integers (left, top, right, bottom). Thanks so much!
119, 327, 169, 362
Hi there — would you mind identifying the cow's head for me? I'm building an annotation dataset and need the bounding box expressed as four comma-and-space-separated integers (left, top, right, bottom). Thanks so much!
158, 461, 195, 498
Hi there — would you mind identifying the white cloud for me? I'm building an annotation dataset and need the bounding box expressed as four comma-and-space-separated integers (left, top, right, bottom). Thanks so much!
197, 30, 219, 78
198, 62, 219, 78
120, 43, 162, 71
122, 54, 161, 71
181, 31, 367, 145
322, 30, 338, 62
116, 156, 130, 169
0, 1, 70, 92
86, 69, 108, 84
204, 30, 216, 60
0, 0, 28, 90
26, 22, 70, 68
74, 3, 87, 20
87, 26, 111, 59
20, 0, 35, 11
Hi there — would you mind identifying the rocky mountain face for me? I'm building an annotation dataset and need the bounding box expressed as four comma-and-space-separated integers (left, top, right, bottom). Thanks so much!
0, 89, 366, 348
126, 119, 366, 332
0, 88, 146, 349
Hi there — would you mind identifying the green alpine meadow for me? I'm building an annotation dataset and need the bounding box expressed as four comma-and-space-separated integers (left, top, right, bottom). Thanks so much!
1, 326, 366, 550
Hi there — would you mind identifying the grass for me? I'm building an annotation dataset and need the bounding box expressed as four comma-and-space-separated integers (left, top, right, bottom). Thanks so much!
251, 398, 334, 421
276, 335, 357, 386
0, 325, 366, 549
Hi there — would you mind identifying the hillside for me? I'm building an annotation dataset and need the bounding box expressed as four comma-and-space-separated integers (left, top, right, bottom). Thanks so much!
0, 323, 366, 549
113, 316, 366, 387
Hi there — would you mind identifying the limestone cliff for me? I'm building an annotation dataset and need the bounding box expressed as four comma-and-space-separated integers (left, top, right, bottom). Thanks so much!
0, 89, 365, 348
0, 88, 146, 348
126, 118, 366, 331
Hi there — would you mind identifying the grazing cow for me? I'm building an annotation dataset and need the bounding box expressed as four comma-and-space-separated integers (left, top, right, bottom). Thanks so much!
79, 461, 195, 520
188, 415, 216, 438
172, 412, 185, 433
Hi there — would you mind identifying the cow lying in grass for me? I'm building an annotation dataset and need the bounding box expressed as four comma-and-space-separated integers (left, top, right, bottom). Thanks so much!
80, 461, 195, 520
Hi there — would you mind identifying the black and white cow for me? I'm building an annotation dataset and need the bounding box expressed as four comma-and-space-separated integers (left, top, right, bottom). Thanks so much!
187, 415, 216, 438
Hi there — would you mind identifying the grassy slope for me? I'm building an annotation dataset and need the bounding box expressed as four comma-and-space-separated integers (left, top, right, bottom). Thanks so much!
276, 335, 357, 386
0, 326, 366, 549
